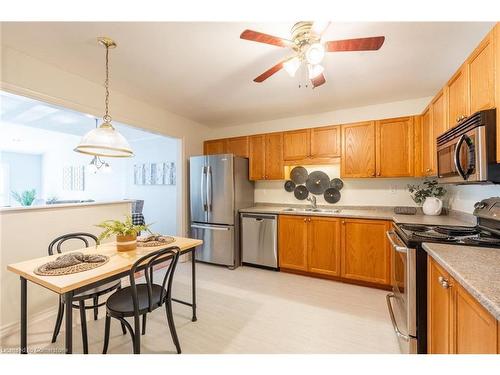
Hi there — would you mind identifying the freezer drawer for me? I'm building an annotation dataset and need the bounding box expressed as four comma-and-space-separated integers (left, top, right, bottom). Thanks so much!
241, 213, 278, 269
190, 223, 236, 267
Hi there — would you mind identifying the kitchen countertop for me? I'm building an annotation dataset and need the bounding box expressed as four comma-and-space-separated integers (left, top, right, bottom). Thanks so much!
423, 243, 500, 320
239, 205, 475, 226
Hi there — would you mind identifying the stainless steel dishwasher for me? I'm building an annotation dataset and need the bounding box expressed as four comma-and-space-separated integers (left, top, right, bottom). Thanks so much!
240, 213, 278, 269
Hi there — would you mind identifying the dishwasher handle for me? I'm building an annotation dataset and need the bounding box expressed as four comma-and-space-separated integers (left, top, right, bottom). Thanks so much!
241, 213, 277, 220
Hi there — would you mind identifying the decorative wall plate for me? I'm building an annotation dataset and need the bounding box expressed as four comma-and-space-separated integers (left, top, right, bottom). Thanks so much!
294, 185, 309, 200
284, 180, 296, 192
330, 178, 344, 191
324, 187, 341, 203
305, 171, 330, 195
290, 166, 308, 184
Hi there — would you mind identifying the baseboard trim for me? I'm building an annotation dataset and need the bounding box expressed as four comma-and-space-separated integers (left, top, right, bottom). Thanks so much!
0, 306, 58, 339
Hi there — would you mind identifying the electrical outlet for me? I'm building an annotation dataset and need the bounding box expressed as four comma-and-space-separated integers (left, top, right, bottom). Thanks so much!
390, 185, 398, 194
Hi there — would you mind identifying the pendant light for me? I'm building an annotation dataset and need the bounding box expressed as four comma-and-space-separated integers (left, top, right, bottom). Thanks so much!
74, 37, 134, 158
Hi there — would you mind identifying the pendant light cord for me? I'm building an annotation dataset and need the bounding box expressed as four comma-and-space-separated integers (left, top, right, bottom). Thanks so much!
103, 44, 112, 124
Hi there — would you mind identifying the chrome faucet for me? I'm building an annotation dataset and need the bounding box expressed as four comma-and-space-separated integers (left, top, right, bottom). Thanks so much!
307, 196, 317, 209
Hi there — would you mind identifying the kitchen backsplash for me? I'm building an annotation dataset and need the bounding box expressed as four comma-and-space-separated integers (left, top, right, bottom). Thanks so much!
254, 164, 500, 213
255, 165, 422, 208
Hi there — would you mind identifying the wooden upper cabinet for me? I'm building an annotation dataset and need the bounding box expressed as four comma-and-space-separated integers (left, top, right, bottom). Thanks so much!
278, 215, 308, 271
249, 135, 265, 180
226, 136, 249, 158
432, 90, 447, 138
340, 219, 391, 285
454, 283, 498, 354
341, 121, 376, 178
427, 257, 453, 354
376, 117, 414, 177
421, 107, 436, 176
446, 66, 470, 129
468, 32, 495, 114
264, 132, 284, 180
204, 139, 226, 155
311, 125, 341, 158
308, 217, 341, 277
283, 129, 311, 160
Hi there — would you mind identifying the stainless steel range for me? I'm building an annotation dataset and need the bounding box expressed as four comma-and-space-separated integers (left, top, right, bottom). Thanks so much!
386, 197, 500, 354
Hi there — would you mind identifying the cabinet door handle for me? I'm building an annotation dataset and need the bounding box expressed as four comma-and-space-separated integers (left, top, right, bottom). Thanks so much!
426, 168, 432, 172
303, 218, 307, 222
438, 276, 451, 289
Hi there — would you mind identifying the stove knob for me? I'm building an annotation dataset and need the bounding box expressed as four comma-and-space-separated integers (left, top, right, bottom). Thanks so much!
474, 202, 487, 209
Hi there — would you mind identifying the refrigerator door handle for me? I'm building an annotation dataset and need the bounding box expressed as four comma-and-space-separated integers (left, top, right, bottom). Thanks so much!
207, 165, 213, 211
201, 166, 207, 211
191, 224, 231, 231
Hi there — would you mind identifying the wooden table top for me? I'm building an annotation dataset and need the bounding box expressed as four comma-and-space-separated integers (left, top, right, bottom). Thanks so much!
7, 236, 203, 294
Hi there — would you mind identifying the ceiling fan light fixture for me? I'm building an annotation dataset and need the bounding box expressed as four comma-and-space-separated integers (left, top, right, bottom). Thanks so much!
283, 57, 301, 77
308, 64, 324, 79
305, 43, 325, 65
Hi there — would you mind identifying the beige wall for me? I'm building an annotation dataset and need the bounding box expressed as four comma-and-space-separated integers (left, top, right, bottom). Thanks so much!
0, 45, 211, 236
0, 202, 131, 335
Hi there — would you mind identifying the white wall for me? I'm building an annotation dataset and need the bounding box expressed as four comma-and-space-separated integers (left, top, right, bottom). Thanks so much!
447, 185, 500, 213
124, 136, 180, 235
1, 45, 210, 235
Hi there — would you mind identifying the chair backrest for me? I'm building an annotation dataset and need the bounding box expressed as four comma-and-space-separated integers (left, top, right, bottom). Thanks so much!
129, 246, 180, 315
48, 232, 99, 256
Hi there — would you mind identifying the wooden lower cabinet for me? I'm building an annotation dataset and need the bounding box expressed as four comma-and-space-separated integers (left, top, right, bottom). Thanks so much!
427, 257, 499, 354
308, 217, 341, 276
279, 215, 389, 287
278, 215, 308, 271
427, 258, 453, 353
340, 219, 391, 285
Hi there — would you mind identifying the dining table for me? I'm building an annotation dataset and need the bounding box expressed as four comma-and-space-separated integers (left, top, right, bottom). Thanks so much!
7, 236, 203, 354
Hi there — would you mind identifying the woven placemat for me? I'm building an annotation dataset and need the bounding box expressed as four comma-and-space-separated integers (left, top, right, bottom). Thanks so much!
34, 252, 109, 276
137, 235, 175, 247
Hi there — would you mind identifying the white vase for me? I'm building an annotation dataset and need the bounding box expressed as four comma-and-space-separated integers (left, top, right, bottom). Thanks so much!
422, 197, 443, 216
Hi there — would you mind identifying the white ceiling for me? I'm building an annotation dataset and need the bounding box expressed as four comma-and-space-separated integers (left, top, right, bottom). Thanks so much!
0, 22, 494, 128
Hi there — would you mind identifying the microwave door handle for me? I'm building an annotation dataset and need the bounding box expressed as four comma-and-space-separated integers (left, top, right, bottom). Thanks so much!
454, 134, 467, 180
462, 134, 476, 178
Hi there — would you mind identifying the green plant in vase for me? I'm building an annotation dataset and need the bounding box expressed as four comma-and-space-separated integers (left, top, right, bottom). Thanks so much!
96, 215, 153, 252
11, 189, 37, 206
407, 179, 446, 215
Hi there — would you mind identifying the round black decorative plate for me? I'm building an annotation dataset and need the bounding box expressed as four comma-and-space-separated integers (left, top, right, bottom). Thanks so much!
324, 188, 341, 204
290, 166, 308, 184
294, 185, 309, 200
305, 171, 330, 195
284, 180, 296, 192
330, 178, 344, 191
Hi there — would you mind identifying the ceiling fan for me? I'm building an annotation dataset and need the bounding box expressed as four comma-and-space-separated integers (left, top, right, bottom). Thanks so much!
240, 22, 385, 88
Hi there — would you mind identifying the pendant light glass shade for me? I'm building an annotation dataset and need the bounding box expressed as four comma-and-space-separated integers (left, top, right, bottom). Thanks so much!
75, 122, 133, 157
74, 37, 133, 158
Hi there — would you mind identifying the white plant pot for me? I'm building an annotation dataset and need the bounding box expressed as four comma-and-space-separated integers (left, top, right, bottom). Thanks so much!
422, 197, 443, 216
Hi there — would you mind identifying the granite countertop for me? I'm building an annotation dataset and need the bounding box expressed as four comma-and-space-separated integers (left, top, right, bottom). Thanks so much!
423, 243, 500, 320
239, 205, 475, 226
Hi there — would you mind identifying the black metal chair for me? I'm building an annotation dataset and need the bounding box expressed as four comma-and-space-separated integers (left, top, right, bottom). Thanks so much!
102, 246, 181, 354
49, 233, 124, 354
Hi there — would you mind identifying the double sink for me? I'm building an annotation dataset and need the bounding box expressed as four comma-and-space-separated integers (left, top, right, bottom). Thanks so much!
281, 207, 342, 214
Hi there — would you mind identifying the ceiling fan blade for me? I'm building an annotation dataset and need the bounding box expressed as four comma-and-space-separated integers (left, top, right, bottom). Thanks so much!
311, 73, 326, 88
253, 60, 288, 83
240, 29, 292, 48
325, 36, 385, 52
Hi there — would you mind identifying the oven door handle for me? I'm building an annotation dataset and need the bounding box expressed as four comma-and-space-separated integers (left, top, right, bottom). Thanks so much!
386, 230, 408, 254
386, 293, 410, 342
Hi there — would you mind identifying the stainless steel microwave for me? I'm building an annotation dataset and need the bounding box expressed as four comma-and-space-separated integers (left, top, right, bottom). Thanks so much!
437, 109, 500, 184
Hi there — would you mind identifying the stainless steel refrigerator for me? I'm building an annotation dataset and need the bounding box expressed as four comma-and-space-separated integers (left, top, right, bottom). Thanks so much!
189, 154, 254, 268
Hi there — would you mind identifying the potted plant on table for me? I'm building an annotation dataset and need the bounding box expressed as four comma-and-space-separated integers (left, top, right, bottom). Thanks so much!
407, 179, 447, 216
96, 215, 152, 252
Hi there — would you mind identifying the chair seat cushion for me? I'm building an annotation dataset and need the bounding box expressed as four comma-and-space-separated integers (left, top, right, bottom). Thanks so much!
74, 280, 121, 299
106, 284, 166, 317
